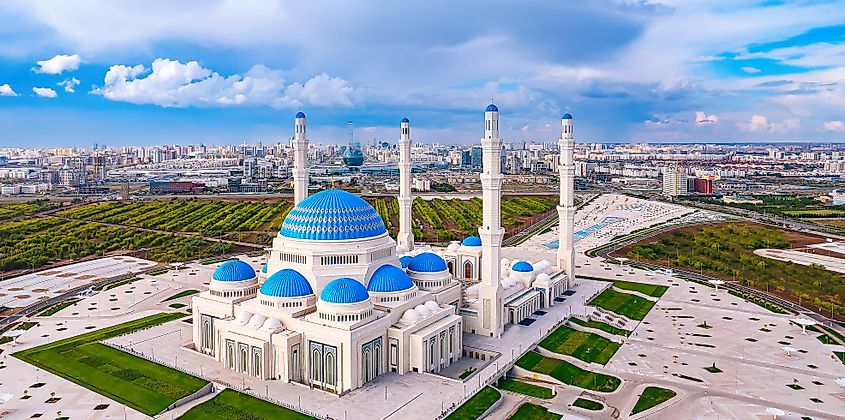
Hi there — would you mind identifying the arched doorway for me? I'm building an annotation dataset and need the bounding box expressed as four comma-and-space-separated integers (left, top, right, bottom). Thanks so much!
464, 261, 472, 279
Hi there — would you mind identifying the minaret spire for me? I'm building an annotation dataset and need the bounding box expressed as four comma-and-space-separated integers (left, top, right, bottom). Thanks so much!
477, 103, 505, 338
293, 111, 309, 204
397, 117, 414, 252
557, 113, 575, 288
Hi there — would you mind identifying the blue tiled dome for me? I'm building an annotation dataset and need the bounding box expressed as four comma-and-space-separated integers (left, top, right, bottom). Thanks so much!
368, 264, 414, 293
485, 103, 498, 112
562, 113, 572, 120
320, 277, 369, 304
280, 189, 387, 241
399, 255, 412, 268
401, 117, 409, 123
512, 261, 534, 272
213, 260, 256, 282
461, 236, 482, 246
260, 269, 314, 298
296, 111, 306, 119
261, 263, 268, 273
408, 252, 448, 273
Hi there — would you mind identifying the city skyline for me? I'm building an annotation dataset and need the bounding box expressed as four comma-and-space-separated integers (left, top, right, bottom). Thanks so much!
2, 1, 845, 147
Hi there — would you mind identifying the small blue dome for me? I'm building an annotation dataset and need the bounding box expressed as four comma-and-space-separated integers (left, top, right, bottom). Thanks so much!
408, 252, 448, 273
320, 277, 370, 304
399, 255, 412, 268
367, 264, 414, 293
461, 236, 482, 247
485, 103, 498, 112
295, 111, 306, 119
260, 269, 314, 298
562, 113, 572, 120
512, 261, 534, 272
401, 117, 409, 123
261, 263, 268, 273
280, 189, 387, 241
213, 260, 256, 282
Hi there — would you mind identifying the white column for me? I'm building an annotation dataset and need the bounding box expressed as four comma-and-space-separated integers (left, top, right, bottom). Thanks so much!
293, 111, 309, 205
477, 103, 504, 338
397, 118, 414, 251
557, 114, 575, 289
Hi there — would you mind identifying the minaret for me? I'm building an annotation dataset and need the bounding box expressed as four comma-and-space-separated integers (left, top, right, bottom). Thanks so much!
557, 113, 576, 288
292, 111, 309, 204
477, 103, 505, 338
397, 117, 414, 251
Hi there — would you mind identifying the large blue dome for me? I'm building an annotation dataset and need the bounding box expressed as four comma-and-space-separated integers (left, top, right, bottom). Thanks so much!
320, 277, 369, 304
368, 264, 414, 293
260, 269, 314, 298
461, 236, 482, 246
408, 252, 448, 273
213, 260, 256, 282
512, 261, 534, 272
280, 189, 387, 241
485, 103, 498, 112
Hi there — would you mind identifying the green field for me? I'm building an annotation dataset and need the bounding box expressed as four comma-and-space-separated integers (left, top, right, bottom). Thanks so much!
14, 312, 206, 416
568, 317, 631, 337
180, 389, 314, 420
539, 325, 620, 365
611, 280, 668, 298
446, 386, 501, 420
496, 378, 554, 399
0, 200, 57, 222
631, 386, 677, 415
572, 398, 603, 411
509, 403, 561, 420
163, 289, 200, 302
588, 289, 655, 321
625, 222, 844, 317
516, 351, 621, 392
37, 298, 80, 316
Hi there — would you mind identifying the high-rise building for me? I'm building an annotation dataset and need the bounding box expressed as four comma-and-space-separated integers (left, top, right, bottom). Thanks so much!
662, 164, 688, 196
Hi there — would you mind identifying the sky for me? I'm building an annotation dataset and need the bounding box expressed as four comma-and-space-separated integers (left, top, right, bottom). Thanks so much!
1, 0, 845, 147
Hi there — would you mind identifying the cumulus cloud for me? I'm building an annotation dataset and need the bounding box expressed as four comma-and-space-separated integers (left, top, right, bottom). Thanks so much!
95, 59, 354, 108
0, 83, 17, 96
741, 66, 761, 74
32, 87, 57, 98
520, 124, 530, 132
34, 54, 81, 74
58, 77, 80, 93
823, 120, 845, 132
695, 111, 719, 126
739, 115, 799, 133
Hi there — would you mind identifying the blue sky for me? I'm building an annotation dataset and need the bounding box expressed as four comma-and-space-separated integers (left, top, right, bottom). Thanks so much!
1, 0, 845, 147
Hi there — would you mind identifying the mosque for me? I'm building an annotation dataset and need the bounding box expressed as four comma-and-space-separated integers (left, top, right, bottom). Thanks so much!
191, 105, 577, 394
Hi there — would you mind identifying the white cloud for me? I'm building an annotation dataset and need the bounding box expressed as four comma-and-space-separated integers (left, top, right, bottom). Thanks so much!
58, 77, 80, 93
32, 87, 57, 98
95, 58, 356, 109
741, 66, 761, 74
0, 83, 17, 96
695, 111, 718, 126
520, 124, 530, 132
34, 54, 81, 74
823, 120, 845, 132
738, 115, 799, 133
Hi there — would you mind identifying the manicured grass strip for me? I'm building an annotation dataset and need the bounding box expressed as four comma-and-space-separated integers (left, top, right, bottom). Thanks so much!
612, 280, 668, 298
572, 398, 603, 411
37, 299, 80, 316
509, 403, 561, 420
588, 289, 655, 320
631, 386, 676, 415
816, 334, 837, 345
835, 351, 845, 365
821, 326, 845, 344
14, 312, 204, 416
569, 317, 631, 337
539, 325, 620, 365
447, 386, 501, 420
496, 378, 554, 399
163, 289, 199, 302
516, 351, 621, 392
728, 290, 788, 314
180, 389, 315, 419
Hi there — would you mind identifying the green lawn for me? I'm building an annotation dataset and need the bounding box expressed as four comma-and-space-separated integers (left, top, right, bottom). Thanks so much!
631, 386, 677, 415
37, 299, 80, 316
14, 312, 206, 416
447, 386, 501, 420
508, 403, 561, 420
163, 289, 200, 302
817, 334, 837, 345
496, 378, 554, 399
572, 398, 604, 411
569, 317, 631, 337
516, 351, 621, 392
612, 280, 668, 298
588, 289, 656, 320
835, 351, 845, 365
180, 389, 315, 419
539, 325, 620, 365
